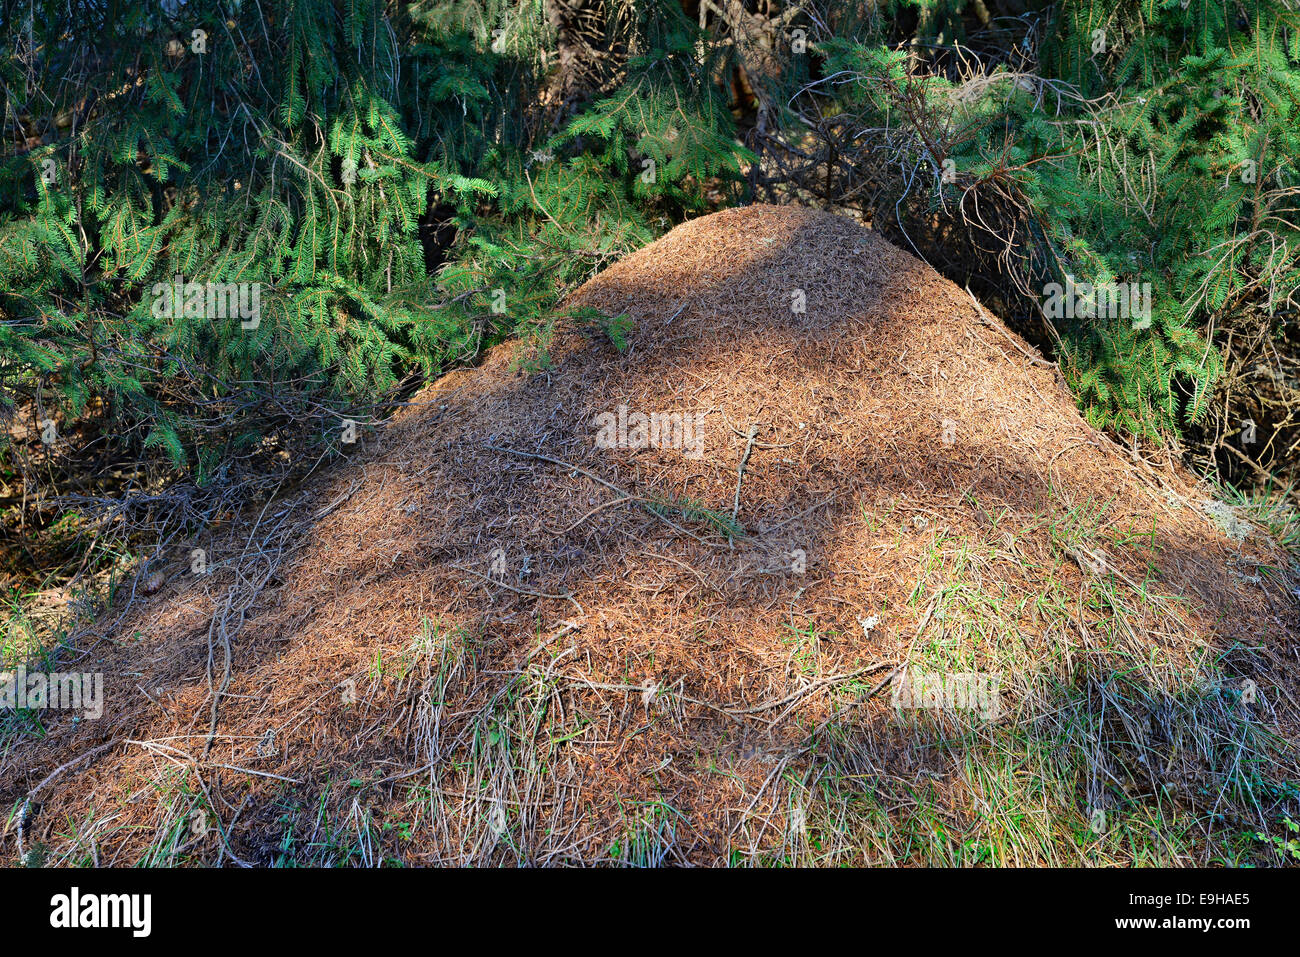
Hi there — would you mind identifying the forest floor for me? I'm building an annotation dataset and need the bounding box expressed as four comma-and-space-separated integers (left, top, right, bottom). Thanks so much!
3, 205, 1299, 866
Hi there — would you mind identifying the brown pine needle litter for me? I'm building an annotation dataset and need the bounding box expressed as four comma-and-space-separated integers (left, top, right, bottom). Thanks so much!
5, 205, 1298, 867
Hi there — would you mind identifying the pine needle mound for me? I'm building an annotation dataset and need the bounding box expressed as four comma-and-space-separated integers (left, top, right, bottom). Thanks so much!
6, 205, 1298, 866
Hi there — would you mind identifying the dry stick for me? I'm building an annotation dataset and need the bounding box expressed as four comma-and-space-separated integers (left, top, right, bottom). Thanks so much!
202, 593, 234, 761
201, 481, 303, 760
807, 590, 944, 738
724, 414, 790, 449
130, 740, 303, 784
554, 662, 890, 722
732, 424, 760, 523
748, 662, 894, 726
639, 550, 712, 590
1220, 440, 1276, 483
484, 444, 717, 546
555, 495, 634, 534
313, 479, 361, 520
11, 738, 125, 861
450, 563, 584, 616
761, 491, 837, 534
964, 284, 1056, 369
130, 740, 255, 866
811, 665, 903, 739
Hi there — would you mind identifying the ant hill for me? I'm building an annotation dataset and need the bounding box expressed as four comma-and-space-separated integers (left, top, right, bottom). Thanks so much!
6, 205, 1297, 866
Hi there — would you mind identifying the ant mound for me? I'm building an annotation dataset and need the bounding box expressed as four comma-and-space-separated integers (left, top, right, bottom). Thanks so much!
6, 204, 1298, 866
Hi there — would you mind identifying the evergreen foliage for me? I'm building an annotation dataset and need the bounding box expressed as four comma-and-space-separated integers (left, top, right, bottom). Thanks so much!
772, 0, 1300, 440
0, 0, 750, 486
